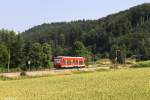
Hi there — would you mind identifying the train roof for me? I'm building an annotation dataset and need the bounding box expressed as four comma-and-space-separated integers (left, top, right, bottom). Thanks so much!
55, 56, 84, 59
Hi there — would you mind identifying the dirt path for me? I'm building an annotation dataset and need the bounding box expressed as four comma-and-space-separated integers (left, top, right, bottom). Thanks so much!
0, 67, 110, 78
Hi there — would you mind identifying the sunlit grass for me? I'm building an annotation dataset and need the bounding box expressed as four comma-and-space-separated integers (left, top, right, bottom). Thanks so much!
0, 68, 150, 100
132, 60, 150, 68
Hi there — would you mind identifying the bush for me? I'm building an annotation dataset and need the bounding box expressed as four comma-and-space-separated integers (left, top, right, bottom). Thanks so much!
132, 60, 150, 68
20, 71, 26, 76
0, 67, 7, 72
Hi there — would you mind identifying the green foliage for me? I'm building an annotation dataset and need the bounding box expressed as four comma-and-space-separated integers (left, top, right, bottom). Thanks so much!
0, 29, 16, 71
41, 43, 52, 68
24, 42, 52, 70
117, 45, 126, 64
110, 44, 126, 64
1, 3, 150, 72
53, 45, 64, 56
0, 44, 8, 67
72, 41, 92, 63
22, 3, 150, 60
110, 44, 119, 63
0, 29, 52, 71
29, 43, 42, 69
12, 33, 24, 67
132, 60, 150, 68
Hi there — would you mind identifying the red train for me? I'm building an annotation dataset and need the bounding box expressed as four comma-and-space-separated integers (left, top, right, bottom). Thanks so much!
53, 56, 85, 68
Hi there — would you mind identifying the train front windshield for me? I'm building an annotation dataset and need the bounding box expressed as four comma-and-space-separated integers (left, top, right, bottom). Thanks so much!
54, 59, 61, 64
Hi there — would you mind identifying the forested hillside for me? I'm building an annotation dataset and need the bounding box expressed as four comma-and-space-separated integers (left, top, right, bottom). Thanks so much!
23, 3, 150, 59
0, 3, 150, 71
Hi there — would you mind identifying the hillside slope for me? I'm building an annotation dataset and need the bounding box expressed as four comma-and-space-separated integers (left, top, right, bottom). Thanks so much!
23, 3, 150, 58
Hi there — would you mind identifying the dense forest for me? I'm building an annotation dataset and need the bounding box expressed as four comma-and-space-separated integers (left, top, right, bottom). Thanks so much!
0, 3, 150, 71
23, 3, 150, 58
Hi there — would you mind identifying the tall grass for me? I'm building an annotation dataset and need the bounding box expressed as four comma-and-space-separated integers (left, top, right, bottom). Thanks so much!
0, 68, 150, 100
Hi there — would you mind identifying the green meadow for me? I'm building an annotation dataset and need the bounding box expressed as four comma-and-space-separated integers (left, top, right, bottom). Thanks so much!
0, 68, 150, 100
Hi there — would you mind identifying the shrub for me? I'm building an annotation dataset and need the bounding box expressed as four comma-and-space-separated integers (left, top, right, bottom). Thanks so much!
132, 60, 150, 68
20, 71, 26, 76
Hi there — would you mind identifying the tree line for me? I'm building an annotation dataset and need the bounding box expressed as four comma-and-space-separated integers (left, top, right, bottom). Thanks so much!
23, 3, 150, 60
1, 3, 150, 71
0, 30, 52, 71
0, 29, 91, 72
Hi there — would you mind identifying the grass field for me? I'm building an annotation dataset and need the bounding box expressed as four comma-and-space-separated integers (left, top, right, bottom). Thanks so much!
132, 60, 150, 68
0, 68, 150, 100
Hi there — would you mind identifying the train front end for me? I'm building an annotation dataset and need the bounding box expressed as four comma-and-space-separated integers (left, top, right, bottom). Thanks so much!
53, 56, 63, 68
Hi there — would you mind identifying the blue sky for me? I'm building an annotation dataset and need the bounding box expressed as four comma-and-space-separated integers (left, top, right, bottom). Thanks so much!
0, 0, 149, 32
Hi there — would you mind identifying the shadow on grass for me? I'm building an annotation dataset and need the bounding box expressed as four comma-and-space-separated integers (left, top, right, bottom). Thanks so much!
0, 74, 54, 81
55, 67, 84, 70
95, 69, 110, 72
72, 70, 94, 74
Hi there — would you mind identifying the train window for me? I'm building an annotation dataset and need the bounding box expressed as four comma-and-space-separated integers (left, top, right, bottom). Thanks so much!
64, 60, 67, 65
67, 60, 71, 65
71, 60, 73, 64
54, 59, 61, 64
76, 60, 78, 64
73, 60, 76, 64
